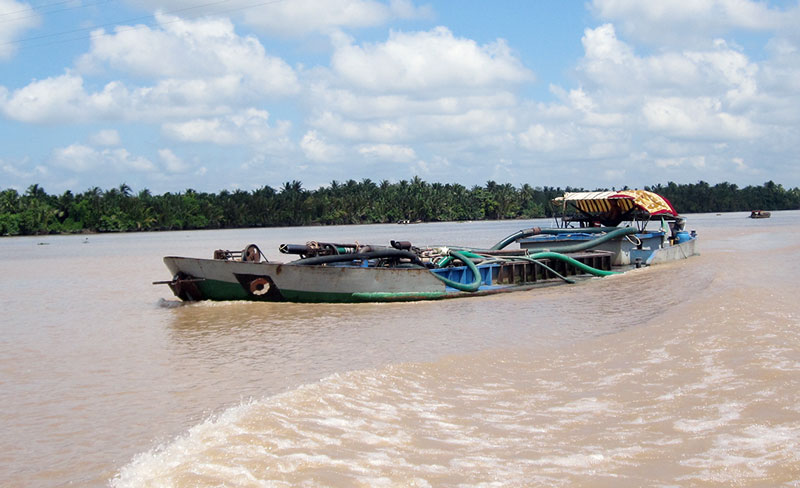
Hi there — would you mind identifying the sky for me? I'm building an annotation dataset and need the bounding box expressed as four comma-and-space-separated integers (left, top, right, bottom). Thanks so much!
1, 0, 799, 195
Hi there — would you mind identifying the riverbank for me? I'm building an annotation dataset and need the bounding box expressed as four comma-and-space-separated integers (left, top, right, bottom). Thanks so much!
3, 180, 798, 236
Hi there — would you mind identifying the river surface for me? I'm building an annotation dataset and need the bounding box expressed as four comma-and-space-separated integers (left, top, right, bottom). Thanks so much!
1, 212, 799, 487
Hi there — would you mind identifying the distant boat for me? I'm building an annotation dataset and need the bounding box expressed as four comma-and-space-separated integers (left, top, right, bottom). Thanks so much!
749, 210, 771, 219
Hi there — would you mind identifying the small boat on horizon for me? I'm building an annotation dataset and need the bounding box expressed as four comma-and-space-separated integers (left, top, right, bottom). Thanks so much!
155, 190, 698, 303
749, 210, 771, 219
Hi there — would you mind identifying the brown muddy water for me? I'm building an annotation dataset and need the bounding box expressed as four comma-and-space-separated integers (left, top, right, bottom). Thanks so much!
1, 213, 798, 487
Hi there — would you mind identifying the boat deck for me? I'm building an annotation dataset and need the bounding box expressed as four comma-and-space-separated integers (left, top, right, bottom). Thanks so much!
494, 250, 614, 284
433, 250, 615, 288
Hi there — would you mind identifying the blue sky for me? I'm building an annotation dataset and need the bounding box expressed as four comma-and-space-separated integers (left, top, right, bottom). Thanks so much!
1, 0, 799, 194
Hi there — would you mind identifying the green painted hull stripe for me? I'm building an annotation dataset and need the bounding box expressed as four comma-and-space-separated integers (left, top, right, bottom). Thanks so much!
192, 277, 449, 302
279, 289, 449, 303
186, 277, 567, 303
351, 291, 447, 301
197, 279, 251, 300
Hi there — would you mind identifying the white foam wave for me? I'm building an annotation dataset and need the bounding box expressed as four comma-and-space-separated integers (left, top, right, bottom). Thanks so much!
679, 424, 800, 483
111, 399, 254, 487
531, 452, 606, 468
156, 298, 184, 308
116, 265, 800, 487
548, 397, 614, 414
673, 402, 742, 433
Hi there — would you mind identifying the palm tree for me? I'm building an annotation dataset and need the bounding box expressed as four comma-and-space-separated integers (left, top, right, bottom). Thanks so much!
0, 189, 20, 213
25, 184, 47, 200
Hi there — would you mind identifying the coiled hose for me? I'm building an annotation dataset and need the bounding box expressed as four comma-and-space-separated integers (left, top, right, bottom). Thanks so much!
430, 250, 482, 292
431, 249, 618, 293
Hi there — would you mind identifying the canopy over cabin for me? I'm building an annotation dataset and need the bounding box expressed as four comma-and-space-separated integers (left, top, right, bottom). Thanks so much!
552, 190, 679, 227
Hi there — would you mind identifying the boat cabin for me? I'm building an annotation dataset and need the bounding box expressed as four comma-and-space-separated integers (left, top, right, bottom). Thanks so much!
551, 190, 681, 231
516, 190, 695, 267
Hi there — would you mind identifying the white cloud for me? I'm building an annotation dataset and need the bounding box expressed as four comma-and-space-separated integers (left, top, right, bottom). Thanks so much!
51, 144, 100, 172
388, 0, 433, 19
0, 73, 209, 123
90, 129, 121, 146
518, 124, 561, 152
2, 160, 47, 179
162, 109, 292, 146
567, 24, 765, 144
731, 157, 748, 171
243, 0, 419, 36
590, 0, 796, 45
416, 108, 517, 138
1, 13, 300, 125
51, 144, 155, 173
308, 82, 519, 122
0, 70, 284, 124
686, 43, 759, 105
301, 130, 342, 163
655, 155, 707, 169
77, 13, 298, 97
603, 168, 626, 181
299, 25, 532, 167
0, 0, 40, 60
642, 96, 757, 139
158, 148, 189, 173
3, 2, 799, 192
128, 0, 431, 37
330, 27, 533, 94
517, 122, 629, 163
163, 118, 226, 143
761, 37, 800, 103
578, 24, 761, 100
505, 18, 787, 185
582, 23, 634, 67
357, 143, 416, 162
0, 73, 103, 123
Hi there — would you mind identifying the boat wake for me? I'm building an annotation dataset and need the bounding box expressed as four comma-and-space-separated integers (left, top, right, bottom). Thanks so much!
116, 216, 800, 486
117, 268, 800, 486
156, 298, 185, 309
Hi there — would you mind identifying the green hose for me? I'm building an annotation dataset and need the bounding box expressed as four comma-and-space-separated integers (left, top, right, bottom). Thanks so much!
431, 248, 617, 294
501, 255, 575, 283
451, 226, 637, 260
435, 249, 483, 268
537, 226, 638, 253
433, 228, 626, 291
430, 250, 482, 292
491, 227, 619, 250
528, 251, 619, 277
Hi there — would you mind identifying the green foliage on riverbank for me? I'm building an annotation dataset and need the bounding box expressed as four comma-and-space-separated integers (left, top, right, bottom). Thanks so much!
1, 179, 798, 236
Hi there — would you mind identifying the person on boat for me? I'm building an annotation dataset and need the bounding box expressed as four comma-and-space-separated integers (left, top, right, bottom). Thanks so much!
598, 202, 624, 227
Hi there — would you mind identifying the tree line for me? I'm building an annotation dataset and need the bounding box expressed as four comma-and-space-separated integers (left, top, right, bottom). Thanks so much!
1, 178, 798, 236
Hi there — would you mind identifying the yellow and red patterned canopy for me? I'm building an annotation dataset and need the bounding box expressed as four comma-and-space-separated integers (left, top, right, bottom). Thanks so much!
554, 190, 678, 217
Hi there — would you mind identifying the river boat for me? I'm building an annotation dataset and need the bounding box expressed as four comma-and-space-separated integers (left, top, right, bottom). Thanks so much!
749, 210, 771, 219
156, 190, 698, 303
